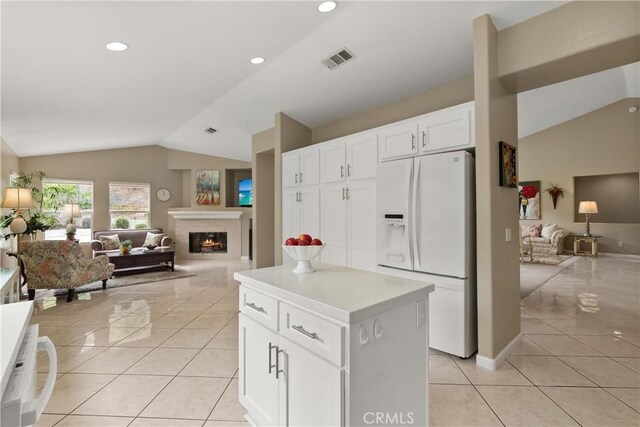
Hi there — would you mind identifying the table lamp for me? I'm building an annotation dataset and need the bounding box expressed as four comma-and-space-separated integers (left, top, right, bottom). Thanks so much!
578, 200, 598, 236
62, 203, 82, 239
1, 188, 36, 233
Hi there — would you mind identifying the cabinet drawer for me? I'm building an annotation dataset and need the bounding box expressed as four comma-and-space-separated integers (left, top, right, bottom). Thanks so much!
239, 286, 278, 331
279, 302, 344, 366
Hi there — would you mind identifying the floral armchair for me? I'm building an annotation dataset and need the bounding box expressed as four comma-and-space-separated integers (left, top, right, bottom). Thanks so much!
20, 240, 115, 302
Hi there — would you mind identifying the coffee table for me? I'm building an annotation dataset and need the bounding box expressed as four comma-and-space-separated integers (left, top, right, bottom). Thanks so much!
106, 248, 175, 275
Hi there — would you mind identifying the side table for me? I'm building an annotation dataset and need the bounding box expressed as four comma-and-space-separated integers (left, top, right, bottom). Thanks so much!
572, 234, 601, 257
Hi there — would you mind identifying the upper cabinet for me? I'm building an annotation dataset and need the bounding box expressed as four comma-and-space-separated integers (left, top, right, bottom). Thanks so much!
378, 122, 418, 161
418, 102, 474, 153
378, 101, 475, 162
283, 146, 319, 188
320, 133, 378, 183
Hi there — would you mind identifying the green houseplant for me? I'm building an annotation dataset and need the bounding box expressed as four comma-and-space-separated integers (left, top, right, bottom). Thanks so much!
1, 171, 58, 240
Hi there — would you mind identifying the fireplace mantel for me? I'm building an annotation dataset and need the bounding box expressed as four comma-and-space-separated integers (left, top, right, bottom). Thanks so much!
168, 210, 242, 220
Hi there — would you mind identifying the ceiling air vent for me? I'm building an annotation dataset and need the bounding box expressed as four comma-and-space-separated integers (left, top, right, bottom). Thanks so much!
204, 127, 217, 134
321, 47, 356, 70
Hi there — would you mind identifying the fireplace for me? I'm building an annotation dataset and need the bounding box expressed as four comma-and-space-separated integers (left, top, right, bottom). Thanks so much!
189, 232, 227, 254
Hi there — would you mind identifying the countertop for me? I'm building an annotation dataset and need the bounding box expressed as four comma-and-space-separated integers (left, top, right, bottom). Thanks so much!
1, 301, 33, 396
234, 264, 434, 323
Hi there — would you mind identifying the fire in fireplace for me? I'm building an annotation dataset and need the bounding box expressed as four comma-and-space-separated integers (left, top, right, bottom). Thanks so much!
189, 232, 227, 254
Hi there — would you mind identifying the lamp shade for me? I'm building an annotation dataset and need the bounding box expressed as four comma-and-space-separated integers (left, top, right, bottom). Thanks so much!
62, 203, 82, 219
578, 200, 598, 214
1, 188, 35, 210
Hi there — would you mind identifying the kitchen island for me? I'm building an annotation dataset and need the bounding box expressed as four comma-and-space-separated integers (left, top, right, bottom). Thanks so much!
234, 264, 434, 427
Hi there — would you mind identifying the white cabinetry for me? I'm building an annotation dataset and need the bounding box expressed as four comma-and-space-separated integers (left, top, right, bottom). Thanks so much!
0, 268, 20, 305
283, 147, 319, 188
235, 265, 433, 427
379, 102, 475, 161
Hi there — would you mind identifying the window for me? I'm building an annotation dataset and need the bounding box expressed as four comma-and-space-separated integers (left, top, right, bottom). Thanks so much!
109, 182, 150, 229
42, 180, 94, 243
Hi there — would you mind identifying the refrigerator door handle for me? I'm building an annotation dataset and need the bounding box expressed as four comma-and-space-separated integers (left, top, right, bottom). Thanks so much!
412, 159, 421, 270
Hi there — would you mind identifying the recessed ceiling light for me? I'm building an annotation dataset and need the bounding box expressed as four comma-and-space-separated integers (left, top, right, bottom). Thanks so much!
317, 1, 337, 13
106, 42, 129, 52
250, 57, 265, 64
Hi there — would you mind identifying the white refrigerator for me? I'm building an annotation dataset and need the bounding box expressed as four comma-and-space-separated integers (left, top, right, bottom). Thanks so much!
377, 150, 476, 358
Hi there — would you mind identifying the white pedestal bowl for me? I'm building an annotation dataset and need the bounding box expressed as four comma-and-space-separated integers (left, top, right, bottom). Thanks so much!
282, 244, 325, 274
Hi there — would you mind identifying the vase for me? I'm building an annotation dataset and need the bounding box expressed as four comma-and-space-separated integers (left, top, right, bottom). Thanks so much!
120, 245, 131, 254
551, 194, 559, 209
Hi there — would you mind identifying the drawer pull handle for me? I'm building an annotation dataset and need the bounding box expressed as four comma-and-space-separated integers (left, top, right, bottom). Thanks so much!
292, 324, 318, 340
246, 302, 265, 313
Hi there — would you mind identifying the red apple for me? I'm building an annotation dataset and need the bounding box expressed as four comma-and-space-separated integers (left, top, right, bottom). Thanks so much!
298, 239, 310, 246
285, 237, 298, 246
310, 238, 323, 246
298, 234, 312, 244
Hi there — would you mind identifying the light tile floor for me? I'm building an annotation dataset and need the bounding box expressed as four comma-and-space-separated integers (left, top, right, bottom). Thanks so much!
31, 256, 639, 426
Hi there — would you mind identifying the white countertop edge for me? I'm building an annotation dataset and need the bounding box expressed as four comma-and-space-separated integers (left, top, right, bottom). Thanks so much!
1, 301, 34, 396
234, 272, 434, 324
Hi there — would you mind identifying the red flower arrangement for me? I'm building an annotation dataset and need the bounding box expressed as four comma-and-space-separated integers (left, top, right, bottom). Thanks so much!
544, 183, 564, 209
520, 185, 538, 199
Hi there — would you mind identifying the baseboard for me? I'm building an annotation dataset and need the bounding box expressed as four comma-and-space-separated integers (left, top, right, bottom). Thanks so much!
598, 252, 640, 259
240, 256, 250, 262
475, 332, 522, 370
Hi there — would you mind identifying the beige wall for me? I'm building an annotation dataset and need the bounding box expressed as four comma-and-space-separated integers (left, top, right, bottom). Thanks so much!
18, 145, 253, 257
252, 128, 275, 267
498, 1, 640, 92
311, 75, 474, 144
519, 98, 640, 254
474, 14, 522, 360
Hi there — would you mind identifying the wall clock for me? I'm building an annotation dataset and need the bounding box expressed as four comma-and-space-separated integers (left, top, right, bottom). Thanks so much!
156, 188, 171, 202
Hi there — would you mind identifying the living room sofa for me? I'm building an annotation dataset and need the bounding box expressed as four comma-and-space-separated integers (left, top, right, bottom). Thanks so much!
521, 225, 569, 255
91, 228, 173, 257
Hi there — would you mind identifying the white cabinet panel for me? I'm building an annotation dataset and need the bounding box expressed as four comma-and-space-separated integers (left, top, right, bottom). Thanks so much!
320, 185, 347, 267
300, 148, 319, 186
299, 187, 320, 238
346, 134, 377, 181
282, 153, 300, 188
239, 314, 280, 427
281, 336, 343, 427
282, 189, 300, 241
378, 122, 418, 161
347, 179, 377, 272
418, 105, 473, 153
320, 140, 346, 184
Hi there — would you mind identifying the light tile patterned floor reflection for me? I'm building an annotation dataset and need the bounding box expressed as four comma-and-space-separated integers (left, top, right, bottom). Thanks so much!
33, 256, 639, 426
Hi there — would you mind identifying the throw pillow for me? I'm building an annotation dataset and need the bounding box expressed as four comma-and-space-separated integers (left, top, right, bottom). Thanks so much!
541, 224, 558, 238
529, 224, 543, 238
521, 226, 532, 237
143, 232, 164, 247
99, 234, 120, 250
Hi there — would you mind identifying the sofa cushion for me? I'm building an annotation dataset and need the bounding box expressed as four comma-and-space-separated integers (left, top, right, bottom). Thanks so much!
93, 228, 164, 249
99, 234, 120, 250
541, 224, 558, 238
143, 232, 164, 247
529, 237, 552, 244
529, 224, 543, 237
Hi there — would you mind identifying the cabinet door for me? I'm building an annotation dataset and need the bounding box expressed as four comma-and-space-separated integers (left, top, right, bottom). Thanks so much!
346, 133, 377, 181
282, 152, 300, 188
282, 187, 300, 256
280, 336, 343, 427
299, 187, 320, 239
319, 140, 346, 184
239, 314, 280, 427
300, 148, 320, 186
320, 185, 347, 267
418, 105, 472, 153
347, 179, 377, 272
378, 122, 418, 161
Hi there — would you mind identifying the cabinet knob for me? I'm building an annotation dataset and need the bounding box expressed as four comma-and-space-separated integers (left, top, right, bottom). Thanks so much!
359, 324, 369, 346
373, 319, 384, 340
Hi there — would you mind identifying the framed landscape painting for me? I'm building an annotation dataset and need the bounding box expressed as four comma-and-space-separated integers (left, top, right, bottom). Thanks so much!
196, 170, 220, 205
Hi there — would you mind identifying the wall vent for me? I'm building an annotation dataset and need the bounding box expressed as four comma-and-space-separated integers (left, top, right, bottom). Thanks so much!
321, 47, 356, 70
204, 127, 217, 134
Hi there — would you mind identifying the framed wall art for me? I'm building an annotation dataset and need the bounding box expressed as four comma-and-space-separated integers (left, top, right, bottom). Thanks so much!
196, 170, 220, 205
499, 141, 517, 188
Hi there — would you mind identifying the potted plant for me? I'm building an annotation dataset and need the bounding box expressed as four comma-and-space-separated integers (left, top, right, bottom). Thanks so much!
545, 183, 564, 209
1, 171, 58, 240
120, 239, 133, 254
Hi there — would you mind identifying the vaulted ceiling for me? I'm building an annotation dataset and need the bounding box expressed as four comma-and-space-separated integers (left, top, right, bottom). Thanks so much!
1, 1, 596, 161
